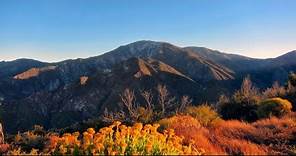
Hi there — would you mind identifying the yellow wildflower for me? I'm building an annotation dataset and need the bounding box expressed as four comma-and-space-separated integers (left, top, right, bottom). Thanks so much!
87, 128, 96, 135
146, 142, 153, 153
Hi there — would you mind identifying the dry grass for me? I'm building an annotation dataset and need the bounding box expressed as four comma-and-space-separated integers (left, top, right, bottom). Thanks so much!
252, 117, 296, 145
161, 114, 296, 155
211, 120, 268, 155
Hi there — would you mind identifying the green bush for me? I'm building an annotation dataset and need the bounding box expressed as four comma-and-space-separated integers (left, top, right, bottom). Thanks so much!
257, 98, 292, 118
217, 77, 262, 122
184, 105, 221, 126
217, 100, 258, 122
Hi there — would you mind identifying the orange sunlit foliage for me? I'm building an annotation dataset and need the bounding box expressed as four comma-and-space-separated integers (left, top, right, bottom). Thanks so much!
159, 115, 296, 155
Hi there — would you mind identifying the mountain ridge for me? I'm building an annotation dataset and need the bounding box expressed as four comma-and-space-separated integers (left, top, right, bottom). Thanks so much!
4, 41, 295, 64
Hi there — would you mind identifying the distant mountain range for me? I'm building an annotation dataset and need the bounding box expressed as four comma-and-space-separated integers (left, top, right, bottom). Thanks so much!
1, 40, 296, 133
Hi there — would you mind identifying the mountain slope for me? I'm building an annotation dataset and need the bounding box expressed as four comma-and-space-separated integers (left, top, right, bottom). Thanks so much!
271, 50, 296, 66
185, 47, 296, 87
183, 47, 270, 72
1, 58, 203, 133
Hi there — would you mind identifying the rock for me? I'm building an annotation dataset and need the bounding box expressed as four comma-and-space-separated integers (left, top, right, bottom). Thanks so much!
80, 76, 88, 85
0, 123, 4, 144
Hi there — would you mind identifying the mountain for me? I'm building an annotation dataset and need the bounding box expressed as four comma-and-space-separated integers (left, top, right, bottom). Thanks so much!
184, 47, 296, 87
0, 41, 234, 102
1, 58, 203, 133
0, 40, 296, 133
90, 41, 235, 81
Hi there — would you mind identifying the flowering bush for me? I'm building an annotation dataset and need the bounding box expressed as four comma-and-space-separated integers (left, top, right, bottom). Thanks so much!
44, 121, 203, 155
158, 115, 201, 131
183, 105, 222, 127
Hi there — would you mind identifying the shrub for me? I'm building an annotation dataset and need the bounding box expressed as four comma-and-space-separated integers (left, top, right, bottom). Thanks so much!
257, 98, 292, 118
159, 115, 226, 155
12, 125, 48, 152
263, 82, 286, 98
184, 105, 222, 126
217, 77, 261, 122
217, 99, 258, 122
136, 106, 153, 124
233, 76, 261, 105
158, 115, 201, 131
0, 144, 9, 154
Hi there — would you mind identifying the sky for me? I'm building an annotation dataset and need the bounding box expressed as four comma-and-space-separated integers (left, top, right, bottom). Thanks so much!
0, 0, 296, 62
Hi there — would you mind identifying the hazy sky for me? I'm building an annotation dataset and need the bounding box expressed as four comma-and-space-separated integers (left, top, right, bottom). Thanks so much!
0, 0, 296, 62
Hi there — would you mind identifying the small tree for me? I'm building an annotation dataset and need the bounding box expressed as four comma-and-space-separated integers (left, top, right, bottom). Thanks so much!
263, 81, 286, 98
156, 85, 175, 116
136, 106, 153, 123
137, 90, 155, 123
233, 76, 261, 105
120, 88, 138, 121
140, 90, 153, 112
102, 108, 126, 123
257, 98, 292, 118
177, 96, 192, 113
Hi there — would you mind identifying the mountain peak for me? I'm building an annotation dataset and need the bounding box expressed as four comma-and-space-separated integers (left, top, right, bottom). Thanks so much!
119, 40, 178, 55
126, 40, 171, 46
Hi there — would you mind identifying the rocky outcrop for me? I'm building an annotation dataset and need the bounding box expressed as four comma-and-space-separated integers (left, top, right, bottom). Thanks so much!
0, 123, 4, 144
80, 76, 88, 85
13, 66, 57, 80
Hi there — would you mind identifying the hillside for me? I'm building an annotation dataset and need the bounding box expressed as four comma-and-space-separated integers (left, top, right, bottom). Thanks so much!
1, 58, 204, 133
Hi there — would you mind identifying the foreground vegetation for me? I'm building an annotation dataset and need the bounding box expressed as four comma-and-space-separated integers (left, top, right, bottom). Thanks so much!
1, 113, 295, 155
0, 73, 296, 155
4, 122, 203, 155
